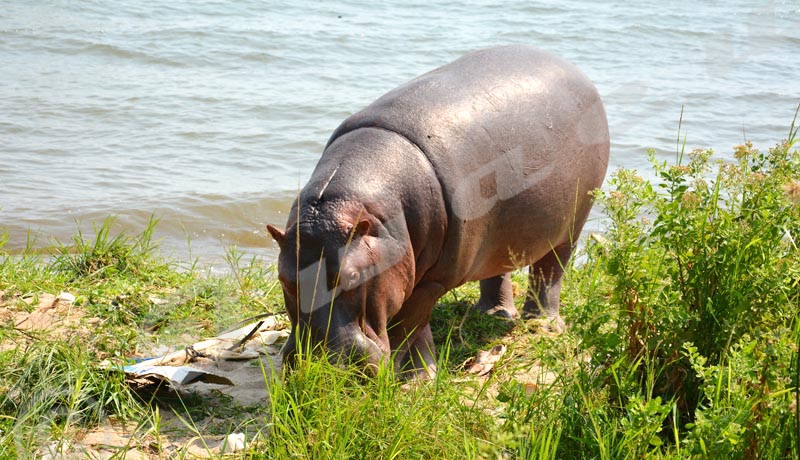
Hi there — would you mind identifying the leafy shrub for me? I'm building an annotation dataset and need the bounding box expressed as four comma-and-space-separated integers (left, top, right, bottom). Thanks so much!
573, 123, 800, 457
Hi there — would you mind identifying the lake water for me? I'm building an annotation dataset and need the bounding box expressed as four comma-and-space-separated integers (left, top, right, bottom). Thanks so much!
1, 1, 798, 264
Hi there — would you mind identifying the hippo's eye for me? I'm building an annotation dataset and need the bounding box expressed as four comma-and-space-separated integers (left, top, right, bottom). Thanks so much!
341, 270, 360, 291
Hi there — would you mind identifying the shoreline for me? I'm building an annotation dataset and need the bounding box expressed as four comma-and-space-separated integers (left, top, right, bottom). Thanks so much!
2, 135, 799, 458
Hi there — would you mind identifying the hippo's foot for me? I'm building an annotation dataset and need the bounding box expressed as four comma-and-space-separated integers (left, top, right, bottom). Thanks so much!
479, 303, 519, 319
522, 301, 566, 334
476, 274, 519, 319
394, 324, 438, 380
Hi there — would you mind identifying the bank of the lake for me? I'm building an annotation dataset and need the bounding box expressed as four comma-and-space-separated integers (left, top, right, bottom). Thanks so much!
1, 134, 799, 458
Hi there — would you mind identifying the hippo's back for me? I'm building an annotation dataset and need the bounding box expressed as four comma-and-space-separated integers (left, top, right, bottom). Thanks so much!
328, 45, 610, 284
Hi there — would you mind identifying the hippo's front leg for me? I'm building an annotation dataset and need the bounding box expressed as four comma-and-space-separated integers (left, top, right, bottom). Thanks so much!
388, 281, 447, 379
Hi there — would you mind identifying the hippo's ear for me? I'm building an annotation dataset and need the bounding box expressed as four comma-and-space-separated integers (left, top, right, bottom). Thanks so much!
266, 224, 286, 248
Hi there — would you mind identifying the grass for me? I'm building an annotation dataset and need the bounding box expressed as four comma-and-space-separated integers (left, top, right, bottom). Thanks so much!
260, 345, 494, 459
1, 126, 799, 458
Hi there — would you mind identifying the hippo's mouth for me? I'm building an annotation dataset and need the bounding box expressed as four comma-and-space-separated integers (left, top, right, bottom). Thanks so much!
361, 323, 387, 352
340, 326, 386, 374
280, 323, 387, 375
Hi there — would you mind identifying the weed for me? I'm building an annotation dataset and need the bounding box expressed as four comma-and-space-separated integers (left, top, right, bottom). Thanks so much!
53, 215, 161, 282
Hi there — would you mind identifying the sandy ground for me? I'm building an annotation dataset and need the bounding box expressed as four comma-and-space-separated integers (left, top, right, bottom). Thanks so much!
2, 291, 555, 459
3, 291, 288, 458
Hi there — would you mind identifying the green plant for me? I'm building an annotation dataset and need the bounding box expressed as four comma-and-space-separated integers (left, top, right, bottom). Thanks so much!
261, 339, 492, 459
580, 119, 800, 456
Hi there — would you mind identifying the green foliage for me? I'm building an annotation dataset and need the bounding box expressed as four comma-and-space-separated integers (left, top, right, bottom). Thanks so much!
0, 232, 61, 298
52, 216, 158, 280
570, 127, 800, 457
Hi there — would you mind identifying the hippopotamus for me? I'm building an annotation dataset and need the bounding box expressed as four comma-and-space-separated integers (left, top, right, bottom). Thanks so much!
267, 45, 609, 378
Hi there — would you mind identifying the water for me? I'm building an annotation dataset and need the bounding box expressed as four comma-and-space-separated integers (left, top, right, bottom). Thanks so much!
1, 1, 798, 263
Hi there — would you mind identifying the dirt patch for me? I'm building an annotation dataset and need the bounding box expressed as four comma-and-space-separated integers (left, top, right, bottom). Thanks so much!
513, 362, 559, 395
0, 289, 13, 324
1, 291, 104, 355
11, 292, 98, 340
181, 353, 281, 406
40, 416, 251, 459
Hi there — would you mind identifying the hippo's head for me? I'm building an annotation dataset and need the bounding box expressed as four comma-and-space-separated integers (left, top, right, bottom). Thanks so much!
267, 200, 413, 374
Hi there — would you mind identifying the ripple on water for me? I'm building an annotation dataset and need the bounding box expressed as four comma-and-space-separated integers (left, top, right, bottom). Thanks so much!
1, 0, 798, 262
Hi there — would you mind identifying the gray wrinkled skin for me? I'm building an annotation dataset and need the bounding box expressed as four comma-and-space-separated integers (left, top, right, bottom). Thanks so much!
268, 45, 610, 379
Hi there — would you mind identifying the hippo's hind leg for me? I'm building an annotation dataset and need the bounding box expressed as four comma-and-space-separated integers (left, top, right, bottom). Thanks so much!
476, 273, 519, 319
523, 242, 574, 332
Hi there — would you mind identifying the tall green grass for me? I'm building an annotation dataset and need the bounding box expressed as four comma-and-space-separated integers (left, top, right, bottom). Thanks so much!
258, 342, 494, 459
0, 339, 143, 458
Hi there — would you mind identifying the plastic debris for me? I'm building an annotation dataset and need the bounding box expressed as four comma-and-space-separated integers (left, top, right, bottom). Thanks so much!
121, 318, 288, 387
123, 361, 234, 386
57, 292, 75, 303
222, 433, 246, 453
